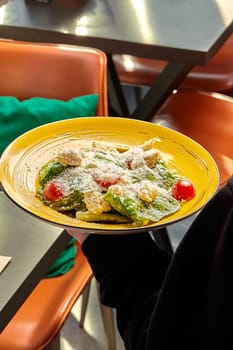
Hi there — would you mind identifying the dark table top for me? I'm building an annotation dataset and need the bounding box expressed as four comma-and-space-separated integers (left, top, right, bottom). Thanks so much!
1, 0, 232, 118
0, 0, 233, 64
0, 192, 71, 332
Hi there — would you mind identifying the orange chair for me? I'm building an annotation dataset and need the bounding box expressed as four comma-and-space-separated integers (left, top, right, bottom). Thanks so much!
0, 40, 116, 350
113, 33, 233, 96
155, 89, 233, 188
0, 240, 93, 350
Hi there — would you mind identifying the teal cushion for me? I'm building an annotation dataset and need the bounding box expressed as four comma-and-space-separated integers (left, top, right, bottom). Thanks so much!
0, 94, 98, 154
45, 238, 77, 278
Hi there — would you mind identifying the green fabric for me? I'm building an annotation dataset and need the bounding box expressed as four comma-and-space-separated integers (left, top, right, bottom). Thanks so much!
0, 94, 98, 277
45, 238, 77, 278
0, 94, 98, 154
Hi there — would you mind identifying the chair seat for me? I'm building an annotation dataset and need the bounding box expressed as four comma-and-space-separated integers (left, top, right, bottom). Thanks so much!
154, 90, 233, 187
0, 244, 93, 350
113, 33, 233, 94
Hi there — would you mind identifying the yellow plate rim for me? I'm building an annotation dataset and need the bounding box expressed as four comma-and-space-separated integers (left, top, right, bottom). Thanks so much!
0, 117, 220, 234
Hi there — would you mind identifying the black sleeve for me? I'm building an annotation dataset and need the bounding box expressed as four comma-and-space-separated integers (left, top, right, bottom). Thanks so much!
82, 232, 172, 349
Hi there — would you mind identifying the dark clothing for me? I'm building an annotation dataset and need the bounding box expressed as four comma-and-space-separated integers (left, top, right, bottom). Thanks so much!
82, 176, 233, 349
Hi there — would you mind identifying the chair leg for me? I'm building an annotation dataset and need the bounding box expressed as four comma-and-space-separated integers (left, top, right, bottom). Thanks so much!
150, 227, 174, 254
79, 280, 92, 328
133, 85, 143, 104
96, 280, 117, 350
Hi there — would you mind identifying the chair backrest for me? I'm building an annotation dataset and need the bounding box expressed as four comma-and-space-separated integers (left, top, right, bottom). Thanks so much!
0, 40, 108, 116
156, 90, 233, 187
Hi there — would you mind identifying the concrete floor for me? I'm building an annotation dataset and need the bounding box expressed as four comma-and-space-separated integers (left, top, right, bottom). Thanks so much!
61, 279, 125, 350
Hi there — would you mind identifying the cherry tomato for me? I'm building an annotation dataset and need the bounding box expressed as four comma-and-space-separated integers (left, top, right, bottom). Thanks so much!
94, 178, 119, 188
43, 181, 64, 201
171, 179, 196, 201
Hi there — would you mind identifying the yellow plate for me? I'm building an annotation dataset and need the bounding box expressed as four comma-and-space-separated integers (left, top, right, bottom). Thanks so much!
0, 117, 219, 234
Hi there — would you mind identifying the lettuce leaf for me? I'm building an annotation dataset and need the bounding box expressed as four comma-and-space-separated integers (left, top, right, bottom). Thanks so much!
104, 190, 180, 226
38, 161, 66, 186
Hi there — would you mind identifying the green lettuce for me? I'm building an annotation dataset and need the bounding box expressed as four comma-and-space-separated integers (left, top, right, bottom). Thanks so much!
38, 161, 66, 186
104, 191, 180, 226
